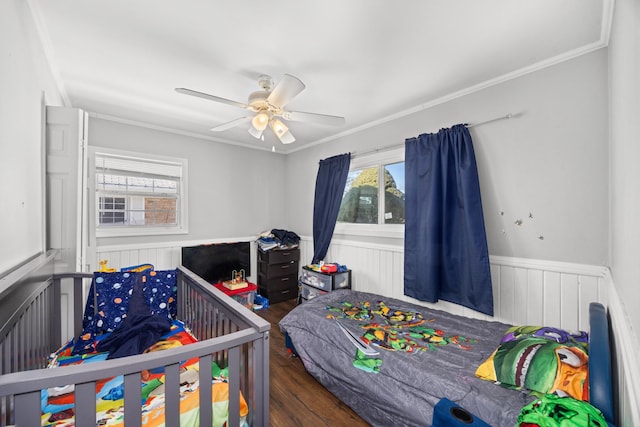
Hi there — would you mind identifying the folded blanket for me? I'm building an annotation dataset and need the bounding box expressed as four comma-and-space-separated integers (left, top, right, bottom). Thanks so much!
97, 312, 171, 359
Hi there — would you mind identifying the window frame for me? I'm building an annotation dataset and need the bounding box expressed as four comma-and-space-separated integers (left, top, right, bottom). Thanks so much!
334, 147, 405, 239
90, 147, 189, 238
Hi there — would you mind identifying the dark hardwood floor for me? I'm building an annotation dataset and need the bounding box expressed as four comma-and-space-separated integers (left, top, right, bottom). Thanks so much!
256, 299, 370, 427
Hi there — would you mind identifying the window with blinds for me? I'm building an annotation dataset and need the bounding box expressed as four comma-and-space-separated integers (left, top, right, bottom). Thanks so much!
94, 151, 187, 236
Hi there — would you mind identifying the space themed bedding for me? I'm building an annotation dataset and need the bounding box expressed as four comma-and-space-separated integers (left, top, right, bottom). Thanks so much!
40, 269, 249, 427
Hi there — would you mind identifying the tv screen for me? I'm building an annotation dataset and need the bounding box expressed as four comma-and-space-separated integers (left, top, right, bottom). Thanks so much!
181, 242, 251, 284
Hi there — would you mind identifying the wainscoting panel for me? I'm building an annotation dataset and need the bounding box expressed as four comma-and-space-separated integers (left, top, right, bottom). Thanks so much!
95, 237, 258, 282
606, 272, 640, 427
95, 235, 637, 425
302, 237, 608, 332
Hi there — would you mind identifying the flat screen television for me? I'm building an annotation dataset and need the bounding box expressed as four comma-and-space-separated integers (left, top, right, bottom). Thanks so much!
181, 242, 251, 284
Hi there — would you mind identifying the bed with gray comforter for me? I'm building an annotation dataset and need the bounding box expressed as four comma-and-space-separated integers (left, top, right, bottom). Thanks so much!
279, 289, 535, 426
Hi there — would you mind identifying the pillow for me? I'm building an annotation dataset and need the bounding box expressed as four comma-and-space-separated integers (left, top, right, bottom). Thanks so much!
73, 272, 138, 354
73, 270, 177, 355
517, 394, 608, 427
85, 272, 138, 333
475, 325, 589, 400
142, 269, 178, 320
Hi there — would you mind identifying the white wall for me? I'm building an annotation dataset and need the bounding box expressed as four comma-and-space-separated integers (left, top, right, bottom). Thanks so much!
88, 117, 289, 248
0, 0, 64, 275
609, 0, 640, 350
286, 50, 609, 267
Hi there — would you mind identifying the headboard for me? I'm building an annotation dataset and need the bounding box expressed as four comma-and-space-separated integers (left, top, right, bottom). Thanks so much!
589, 302, 615, 426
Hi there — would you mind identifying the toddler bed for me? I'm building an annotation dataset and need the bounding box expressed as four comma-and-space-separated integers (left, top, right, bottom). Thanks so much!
279, 289, 616, 427
0, 251, 270, 427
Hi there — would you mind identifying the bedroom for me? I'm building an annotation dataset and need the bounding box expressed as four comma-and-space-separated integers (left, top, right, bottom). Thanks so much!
1, 0, 638, 426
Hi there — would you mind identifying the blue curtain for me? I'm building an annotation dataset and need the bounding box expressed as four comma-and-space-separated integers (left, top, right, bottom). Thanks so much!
312, 153, 351, 264
404, 124, 493, 316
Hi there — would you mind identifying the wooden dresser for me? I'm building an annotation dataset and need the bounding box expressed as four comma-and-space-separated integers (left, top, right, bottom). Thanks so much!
257, 247, 300, 303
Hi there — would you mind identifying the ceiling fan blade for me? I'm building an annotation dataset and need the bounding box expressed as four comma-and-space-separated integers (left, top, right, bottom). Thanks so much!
281, 110, 346, 127
267, 74, 305, 109
210, 116, 252, 131
176, 88, 250, 110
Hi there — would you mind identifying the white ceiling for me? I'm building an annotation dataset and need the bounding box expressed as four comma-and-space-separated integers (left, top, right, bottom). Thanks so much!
31, 0, 610, 153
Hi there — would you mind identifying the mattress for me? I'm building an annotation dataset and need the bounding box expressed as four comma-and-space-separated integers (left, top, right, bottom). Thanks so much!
279, 289, 535, 427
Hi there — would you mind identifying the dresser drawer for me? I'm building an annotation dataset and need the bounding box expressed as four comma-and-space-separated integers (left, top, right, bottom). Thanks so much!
259, 260, 298, 278
259, 249, 300, 265
300, 267, 351, 291
300, 283, 328, 301
258, 273, 298, 303
260, 273, 297, 291
260, 286, 297, 303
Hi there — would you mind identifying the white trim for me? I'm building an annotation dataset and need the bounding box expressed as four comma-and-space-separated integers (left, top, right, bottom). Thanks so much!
89, 147, 189, 238
488, 255, 609, 277
96, 236, 257, 253
605, 268, 640, 427
304, 235, 613, 274
333, 224, 404, 239
0, 251, 56, 296
88, 112, 278, 154
350, 147, 404, 169
65, 38, 607, 157
600, 0, 615, 46
336, 148, 406, 238
26, 0, 71, 107
287, 40, 609, 154
300, 235, 404, 253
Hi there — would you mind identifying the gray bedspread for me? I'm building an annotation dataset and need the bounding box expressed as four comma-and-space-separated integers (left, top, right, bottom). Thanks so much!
279, 290, 535, 427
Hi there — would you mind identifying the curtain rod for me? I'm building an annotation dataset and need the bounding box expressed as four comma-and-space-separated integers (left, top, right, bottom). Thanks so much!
351, 113, 517, 159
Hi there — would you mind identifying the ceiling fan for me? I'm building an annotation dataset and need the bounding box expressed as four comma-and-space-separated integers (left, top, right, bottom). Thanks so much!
175, 74, 346, 144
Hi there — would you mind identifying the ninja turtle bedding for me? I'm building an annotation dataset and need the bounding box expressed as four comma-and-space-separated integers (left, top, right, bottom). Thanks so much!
279, 290, 538, 427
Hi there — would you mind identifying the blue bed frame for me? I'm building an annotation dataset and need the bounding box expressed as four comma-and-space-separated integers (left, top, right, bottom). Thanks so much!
589, 302, 616, 427
285, 299, 618, 426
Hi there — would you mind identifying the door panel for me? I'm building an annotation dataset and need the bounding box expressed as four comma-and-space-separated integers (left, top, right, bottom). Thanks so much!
46, 106, 88, 342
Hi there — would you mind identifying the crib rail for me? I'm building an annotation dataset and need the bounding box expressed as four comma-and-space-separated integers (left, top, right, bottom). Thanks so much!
0, 254, 270, 427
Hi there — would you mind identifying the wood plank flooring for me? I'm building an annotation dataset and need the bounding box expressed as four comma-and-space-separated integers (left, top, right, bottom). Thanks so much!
256, 299, 370, 427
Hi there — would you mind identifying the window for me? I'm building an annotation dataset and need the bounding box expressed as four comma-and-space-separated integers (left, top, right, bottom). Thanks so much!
93, 149, 188, 237
99, 196, 126, 224
335, 147, 405, 237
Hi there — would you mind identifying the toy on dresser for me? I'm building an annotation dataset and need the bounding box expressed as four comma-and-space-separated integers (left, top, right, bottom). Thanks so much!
223, 269, 248, 290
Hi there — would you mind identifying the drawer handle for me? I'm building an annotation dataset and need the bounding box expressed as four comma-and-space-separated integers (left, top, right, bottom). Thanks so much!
281, 277, 289, 281
280, 265, 290, 269
282, 290, 290, 294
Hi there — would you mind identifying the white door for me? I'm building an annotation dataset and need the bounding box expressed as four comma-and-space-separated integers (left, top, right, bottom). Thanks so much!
46, 106, 88, 341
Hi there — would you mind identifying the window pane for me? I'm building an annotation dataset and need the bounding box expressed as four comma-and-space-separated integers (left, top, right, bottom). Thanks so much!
98, 197, 126, 225
144, 197, 177, 225
337, 167, 379, 224
384, 162, 405, 224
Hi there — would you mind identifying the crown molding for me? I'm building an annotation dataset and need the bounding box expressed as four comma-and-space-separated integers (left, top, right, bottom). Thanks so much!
26, 0, 71, 107
287, 37, 610, 154
87, 112, 280, 154
28, 1, 613, 156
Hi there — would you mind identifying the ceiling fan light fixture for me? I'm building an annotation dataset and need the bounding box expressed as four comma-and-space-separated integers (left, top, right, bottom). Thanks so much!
248, 126, 263, 139
251, 112, 270, 131
278, 130, 295, 144
270, 119, 295, 144
270, 118, 289, 137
